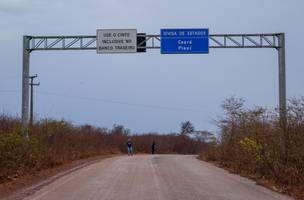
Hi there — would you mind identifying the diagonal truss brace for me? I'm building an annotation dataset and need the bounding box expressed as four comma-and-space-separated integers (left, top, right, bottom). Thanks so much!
27, 33, 281, 51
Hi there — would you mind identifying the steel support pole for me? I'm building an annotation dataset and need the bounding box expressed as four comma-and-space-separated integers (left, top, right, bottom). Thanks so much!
22, 36, 31, 138
278, 33, 288, 161
278, 33, 287, 118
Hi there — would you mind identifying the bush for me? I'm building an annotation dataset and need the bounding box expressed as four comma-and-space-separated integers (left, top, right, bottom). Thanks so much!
201, 97, 304, 188
0, 115, 206, 183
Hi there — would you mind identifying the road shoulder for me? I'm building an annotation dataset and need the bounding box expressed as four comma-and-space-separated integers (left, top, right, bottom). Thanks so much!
196, 156, 298, 200
0, 155, 117, 200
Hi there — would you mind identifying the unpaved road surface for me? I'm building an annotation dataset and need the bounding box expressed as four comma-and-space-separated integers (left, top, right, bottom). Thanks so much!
22, 155, 292, 200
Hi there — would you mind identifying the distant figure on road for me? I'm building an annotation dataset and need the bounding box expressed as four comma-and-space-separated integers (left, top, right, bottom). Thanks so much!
151, 141, 156, 154
126, 138, 133, 156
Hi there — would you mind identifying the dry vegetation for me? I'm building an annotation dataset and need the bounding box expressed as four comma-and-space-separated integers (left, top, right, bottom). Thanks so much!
2, 97, 303, 198
200, 97, 304, 199
0, 116, 205, 183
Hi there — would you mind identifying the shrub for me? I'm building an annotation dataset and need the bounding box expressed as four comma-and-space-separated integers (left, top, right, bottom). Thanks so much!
0, 115, 206, 183
201, 97, 304, 188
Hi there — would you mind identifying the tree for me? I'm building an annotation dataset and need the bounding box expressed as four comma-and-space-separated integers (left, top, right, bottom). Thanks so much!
111, 124, 130, 136
180, 121, 195, 136
194, 130, 216, 143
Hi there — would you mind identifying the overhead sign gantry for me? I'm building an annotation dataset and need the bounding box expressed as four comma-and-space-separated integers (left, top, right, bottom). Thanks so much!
22, 29, 286, 140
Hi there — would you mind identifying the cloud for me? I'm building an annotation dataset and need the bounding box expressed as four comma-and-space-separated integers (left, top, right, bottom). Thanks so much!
0, 0, 65, 14
0, 0, 29, 13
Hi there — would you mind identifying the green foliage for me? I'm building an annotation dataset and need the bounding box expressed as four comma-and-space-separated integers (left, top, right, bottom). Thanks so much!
0, 132, 25, 179
0, 131, 43, 181
240, 137, 262, 160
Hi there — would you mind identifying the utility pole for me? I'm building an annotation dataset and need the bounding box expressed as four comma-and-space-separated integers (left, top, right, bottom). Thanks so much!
29, 74, 40, 126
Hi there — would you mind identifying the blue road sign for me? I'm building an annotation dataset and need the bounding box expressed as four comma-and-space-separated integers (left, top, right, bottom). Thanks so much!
161, 28, 209, 54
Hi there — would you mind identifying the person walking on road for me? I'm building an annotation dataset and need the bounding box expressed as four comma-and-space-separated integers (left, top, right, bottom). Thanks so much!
151, 141, 156, 155
126, 138, 133, 156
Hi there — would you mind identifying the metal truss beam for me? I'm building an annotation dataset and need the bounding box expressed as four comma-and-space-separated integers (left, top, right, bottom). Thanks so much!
27, 33, 281, 51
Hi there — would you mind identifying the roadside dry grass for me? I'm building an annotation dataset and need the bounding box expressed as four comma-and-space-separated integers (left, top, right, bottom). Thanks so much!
199, 97, 304, 200
199, 155, 304, 200
0, 117, 122, 183
0, 115, 206, 185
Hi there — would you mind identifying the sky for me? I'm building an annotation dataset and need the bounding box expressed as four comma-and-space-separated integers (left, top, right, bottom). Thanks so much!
0, 0, 303, 134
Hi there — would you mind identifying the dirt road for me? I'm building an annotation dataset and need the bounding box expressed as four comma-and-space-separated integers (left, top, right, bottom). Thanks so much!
23, 155, 292, 200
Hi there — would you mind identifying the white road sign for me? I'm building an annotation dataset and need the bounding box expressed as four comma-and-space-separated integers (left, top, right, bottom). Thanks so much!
97, 29, 137, 53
